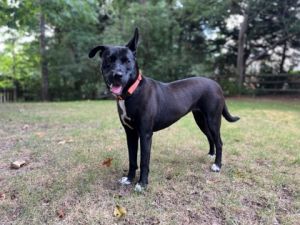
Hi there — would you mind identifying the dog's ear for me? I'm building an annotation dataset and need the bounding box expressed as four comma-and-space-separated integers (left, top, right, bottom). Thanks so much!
88, 45, 106, 58
126, 28, 139, 55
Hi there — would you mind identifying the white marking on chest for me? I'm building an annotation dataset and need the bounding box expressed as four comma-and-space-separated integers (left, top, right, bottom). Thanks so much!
118, 100, 133, 129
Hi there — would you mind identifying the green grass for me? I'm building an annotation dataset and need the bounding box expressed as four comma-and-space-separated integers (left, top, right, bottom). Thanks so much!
0, 98, 299, 225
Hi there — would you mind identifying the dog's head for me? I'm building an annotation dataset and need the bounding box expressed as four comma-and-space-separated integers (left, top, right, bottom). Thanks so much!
89, 28, 139, 96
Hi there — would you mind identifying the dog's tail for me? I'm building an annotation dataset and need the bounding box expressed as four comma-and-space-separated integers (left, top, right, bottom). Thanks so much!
222, 103, 240, 122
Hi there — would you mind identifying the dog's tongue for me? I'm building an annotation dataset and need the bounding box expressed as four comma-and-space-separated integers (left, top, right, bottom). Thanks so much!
111, 85, 122, 95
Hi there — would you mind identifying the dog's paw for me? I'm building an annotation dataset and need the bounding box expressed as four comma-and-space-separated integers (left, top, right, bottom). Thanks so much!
118, 177, 131, 185
211, 164, 221, 172
134, 183, 146, 193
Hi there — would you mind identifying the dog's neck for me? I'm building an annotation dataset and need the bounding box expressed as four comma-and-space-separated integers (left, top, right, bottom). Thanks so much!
116, 70, 143, 100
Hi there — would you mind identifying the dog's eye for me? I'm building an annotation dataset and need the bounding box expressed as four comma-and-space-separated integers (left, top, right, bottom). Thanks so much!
122, 58, 130, 64
106, 56, 115, 64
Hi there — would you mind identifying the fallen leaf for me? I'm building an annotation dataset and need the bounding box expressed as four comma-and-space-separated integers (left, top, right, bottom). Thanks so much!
102, 158, 113, 167
58, 139, 74, 145
57, 208, 65, 219
10, 189, 18, 200
58, 140, 66, 145
206, 180, 213, 184
234, 170, 246, 178
35, 132, 46, 138
66, 139, 74, 143
22, 124, 29, 130
113, 205, 126, 218
0, 192, 5, 200
10, 193, 17, 200
10, 160, 27, 169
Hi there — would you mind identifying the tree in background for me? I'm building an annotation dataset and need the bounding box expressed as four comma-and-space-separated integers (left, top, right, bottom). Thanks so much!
232, 0, 300, 87
0, 1, 40, 100
99, 0, 209, 81
0, 0, 300, 100
39, 0, 48, 101
44, 0, 101, 100
1, 0, 100, 100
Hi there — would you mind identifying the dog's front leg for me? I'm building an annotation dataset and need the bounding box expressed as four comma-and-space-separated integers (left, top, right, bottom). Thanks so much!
126, 128, 139, 181
135, 131, 153, 192
119, 128, 139, 185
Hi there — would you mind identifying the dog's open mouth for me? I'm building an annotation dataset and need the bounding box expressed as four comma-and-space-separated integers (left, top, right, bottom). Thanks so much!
110, 84, 122, 95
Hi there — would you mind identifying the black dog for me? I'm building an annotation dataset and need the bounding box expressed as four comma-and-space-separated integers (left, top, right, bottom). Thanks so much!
89, 28, 239, 192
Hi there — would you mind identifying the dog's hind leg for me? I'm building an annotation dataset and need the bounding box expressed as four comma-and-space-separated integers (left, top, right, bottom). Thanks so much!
192, 111, 215, 157
206, 114, 223, 172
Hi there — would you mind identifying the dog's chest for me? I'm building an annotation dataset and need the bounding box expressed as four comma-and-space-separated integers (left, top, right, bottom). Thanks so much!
117, 100, 133, 129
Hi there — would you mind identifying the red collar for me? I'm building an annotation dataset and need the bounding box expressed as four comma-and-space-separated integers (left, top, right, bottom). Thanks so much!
128, 72, 142, 95
117, 72, 142, 100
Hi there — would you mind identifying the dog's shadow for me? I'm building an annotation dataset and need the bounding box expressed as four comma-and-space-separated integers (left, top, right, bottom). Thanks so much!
100, 153, 213, 194
100, 170, 138, 196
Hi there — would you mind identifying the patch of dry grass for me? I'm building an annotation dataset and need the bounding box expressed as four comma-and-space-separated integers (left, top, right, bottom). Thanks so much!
0, 98, 299, 225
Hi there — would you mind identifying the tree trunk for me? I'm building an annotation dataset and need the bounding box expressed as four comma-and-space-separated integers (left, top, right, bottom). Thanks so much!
12, 38, 17, 101
279, 41, 287, 73
237, 12, 249, 91
39, 0, 49, 101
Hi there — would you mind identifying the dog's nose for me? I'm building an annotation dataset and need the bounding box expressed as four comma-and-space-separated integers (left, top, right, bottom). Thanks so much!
113, 71, 123, 79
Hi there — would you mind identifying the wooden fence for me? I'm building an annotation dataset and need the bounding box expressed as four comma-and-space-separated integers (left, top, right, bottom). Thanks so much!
0, 89, 16, 103
244, 74, 300, 94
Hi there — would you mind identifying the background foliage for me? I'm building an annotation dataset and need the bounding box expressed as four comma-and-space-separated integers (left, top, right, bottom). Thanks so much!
0, 0, 300, 100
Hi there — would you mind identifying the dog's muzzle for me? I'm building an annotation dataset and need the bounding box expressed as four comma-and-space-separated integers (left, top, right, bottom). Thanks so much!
107, 72, 124, 95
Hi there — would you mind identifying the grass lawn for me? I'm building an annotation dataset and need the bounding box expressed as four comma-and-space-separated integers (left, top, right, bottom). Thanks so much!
0, 98, 299, 225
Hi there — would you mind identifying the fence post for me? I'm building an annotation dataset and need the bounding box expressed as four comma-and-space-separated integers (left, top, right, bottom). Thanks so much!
4, 90, 7, 102
13, 87, 17, 102
0, 89, 16, 103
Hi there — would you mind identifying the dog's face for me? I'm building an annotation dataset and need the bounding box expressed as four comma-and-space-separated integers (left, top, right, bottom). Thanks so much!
89, 28, 139, 96
99, 46, 136, 95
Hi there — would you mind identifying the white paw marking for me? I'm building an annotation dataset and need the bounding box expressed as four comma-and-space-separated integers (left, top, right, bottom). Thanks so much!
134, 183, 144, 192
118, 100, 133, 129
211, 163, 221, 172
119, 177, 131, 185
